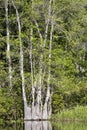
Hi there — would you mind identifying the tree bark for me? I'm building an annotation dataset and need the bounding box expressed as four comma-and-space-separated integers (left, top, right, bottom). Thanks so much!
44, 0, 53, 47
12, 0, 31, 120
34, 20, 43, 119
43, 0, 54, 119
12, 0, 54, 120
47, 14, 54, 118
5, 0, 12, 90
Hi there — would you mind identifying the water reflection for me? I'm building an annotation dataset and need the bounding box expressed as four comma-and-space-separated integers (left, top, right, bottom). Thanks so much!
0, 122, 24, 130
52, 122, 87, 130
1, 121, 87, 130
24, 121, 52, 130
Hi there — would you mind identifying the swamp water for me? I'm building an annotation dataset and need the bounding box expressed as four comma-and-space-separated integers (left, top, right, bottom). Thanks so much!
0, 121, 87, 130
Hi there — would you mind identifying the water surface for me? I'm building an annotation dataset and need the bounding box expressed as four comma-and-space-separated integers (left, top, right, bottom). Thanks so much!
0, 121, 87, 130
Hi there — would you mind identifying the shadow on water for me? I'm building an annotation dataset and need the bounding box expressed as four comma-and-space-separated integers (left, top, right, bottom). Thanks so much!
1, 120, 87, 130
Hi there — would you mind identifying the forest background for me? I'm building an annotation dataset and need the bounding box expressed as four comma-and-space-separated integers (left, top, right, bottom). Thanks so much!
0, 0, 87, 121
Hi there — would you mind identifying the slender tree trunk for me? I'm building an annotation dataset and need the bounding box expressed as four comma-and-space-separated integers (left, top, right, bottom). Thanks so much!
34, 20, 43, 119
43, 0, 54, 119
34, 0, 54, 119
47, 14, 54, 117
12, 0, 54, 120
30, 27, 35, 119
34, 20, 43, 43
44, 0, 52, 47
5, 0, 12, 90
34, 0, 53, 119
30, 29, 34, 105
12, 0, 31, 120
29, 0, 37, 119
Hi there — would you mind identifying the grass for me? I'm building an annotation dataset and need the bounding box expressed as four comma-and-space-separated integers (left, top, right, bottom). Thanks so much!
51, 105, 87, 122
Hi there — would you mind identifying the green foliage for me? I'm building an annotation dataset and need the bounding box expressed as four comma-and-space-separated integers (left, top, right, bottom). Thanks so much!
0, 62, 7, 88
52, 106, 87, 121
0, 0, 87, 121
52, 93, 64, 113
0, 88, 23, 122
0, 88, 14, 120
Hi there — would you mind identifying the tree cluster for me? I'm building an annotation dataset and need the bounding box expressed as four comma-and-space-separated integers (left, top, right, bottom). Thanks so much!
0, 0, 87, 120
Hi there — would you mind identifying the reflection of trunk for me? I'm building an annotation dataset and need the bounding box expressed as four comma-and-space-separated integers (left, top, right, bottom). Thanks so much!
43, 121, 52, 130
12, 0, 31, 120
5, 0, 12, 90
24, 121, 52, 130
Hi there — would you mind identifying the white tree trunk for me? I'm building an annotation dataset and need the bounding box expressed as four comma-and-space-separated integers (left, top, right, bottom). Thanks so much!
33, 0, 54, 120
30, 28, 35, 119
34, 0, 53, 119
44, 0, 53, 47
43, 0, 54, 119
5, 0, 12, 90
12, 0, 32, 120
12, 0, 54, 120
47, 15, 54, 118
34, 20, 43, 119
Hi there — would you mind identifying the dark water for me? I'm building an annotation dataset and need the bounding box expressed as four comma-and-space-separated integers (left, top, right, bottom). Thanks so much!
0, 121, 87, 130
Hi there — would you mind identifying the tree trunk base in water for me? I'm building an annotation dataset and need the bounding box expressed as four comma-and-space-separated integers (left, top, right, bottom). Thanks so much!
24, 105, 51, 121
24, 119, 49, 121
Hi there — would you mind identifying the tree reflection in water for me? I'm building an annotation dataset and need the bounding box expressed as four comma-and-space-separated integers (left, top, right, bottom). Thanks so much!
24, 121, 52, 130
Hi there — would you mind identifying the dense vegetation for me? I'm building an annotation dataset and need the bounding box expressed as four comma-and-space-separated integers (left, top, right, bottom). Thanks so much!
0, 0, 87, 121
52, 106, 87, 121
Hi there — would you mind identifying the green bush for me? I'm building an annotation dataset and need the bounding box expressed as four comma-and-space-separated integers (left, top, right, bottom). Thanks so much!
52, 106, 87, 121
52, 93, 64, 113
0, 88, 23, 122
